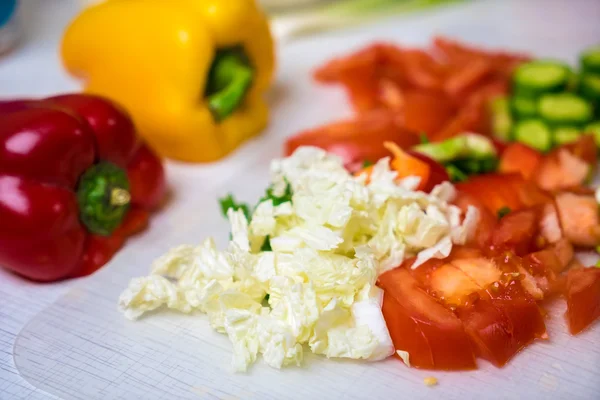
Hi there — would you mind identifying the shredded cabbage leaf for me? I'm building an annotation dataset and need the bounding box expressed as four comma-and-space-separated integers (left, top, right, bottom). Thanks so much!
119, 146, 477, 371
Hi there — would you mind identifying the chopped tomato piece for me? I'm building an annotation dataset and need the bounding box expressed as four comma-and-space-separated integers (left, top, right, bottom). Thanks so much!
457, 281, 547, 367
453, 191, 496, 248
539, 203, 562, 244
340, 74, 381, 112
313, 44, 382, 83
430, 101, 484, 142
551, 238, 574, 271
499, 143, 543, 180
456, 173, 525, 215
565, 267, 600, 334
432, 36, 531, 71
379, 267, 476, 370
444, 58, 492, 97
534, 149, 590, 192
518, 181, 553, 208
397, 49, 444, 91
491, 208, 539, 255
398, 90, 456, 135
555, 192, 600, 248
522, 249, 564, 296
284, 111, 420, 171
524, 248, 561, 277
561, 134, 597, 168
457, 295, 513, 365
382, 294, 435, 368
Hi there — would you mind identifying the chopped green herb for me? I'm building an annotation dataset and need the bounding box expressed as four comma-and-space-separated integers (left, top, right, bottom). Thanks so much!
259, 180, 293, 207
497, 206, 512, 219
362, 159, 374, 168
419, 133, 430, 144
264, 294, 270, 301
446, 164, 468, 182
260, 236, 272, 251
219, 194, 252, 221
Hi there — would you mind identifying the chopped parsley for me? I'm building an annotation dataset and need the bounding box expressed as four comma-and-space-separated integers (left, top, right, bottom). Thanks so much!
419, 133, 430, 144
219, 194, 252, 221
362, 160, 374, 168
259, 180, 293, 207
219, 181, 294, 243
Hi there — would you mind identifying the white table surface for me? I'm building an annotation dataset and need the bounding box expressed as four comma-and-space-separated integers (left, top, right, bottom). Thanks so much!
1, 1, 600, 399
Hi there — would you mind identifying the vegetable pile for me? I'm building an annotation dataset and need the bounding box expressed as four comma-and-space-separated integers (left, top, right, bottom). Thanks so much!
282, 38, 600, 370
119, 38, 600, 375
491, 46, 600, 151
287, 37, 529, 174
119, 147, 478, 371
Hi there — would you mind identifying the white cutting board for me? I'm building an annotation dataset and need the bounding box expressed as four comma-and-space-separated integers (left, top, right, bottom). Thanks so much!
12, 1, 600, 399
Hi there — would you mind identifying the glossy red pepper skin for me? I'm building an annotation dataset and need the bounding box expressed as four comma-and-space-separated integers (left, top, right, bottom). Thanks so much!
0, 94, 166, 282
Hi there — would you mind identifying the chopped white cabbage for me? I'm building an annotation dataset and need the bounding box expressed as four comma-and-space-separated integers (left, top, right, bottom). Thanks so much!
396, 350, 411, 367
119, 146, 478, 371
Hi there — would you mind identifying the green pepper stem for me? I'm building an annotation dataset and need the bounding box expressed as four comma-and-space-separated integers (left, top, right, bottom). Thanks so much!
205, 48, 254, 122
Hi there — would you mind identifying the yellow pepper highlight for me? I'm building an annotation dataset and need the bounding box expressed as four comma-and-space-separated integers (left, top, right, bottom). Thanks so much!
62, 0, 275, 162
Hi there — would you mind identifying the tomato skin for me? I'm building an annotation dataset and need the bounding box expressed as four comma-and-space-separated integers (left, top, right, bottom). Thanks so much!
565, 267, 600, 335
457, 280, 547, 367
379, 267, 477, 370
284, 111, 420, 170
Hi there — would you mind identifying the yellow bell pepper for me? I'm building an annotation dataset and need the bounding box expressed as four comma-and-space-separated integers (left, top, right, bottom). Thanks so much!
62, 0, 275, 162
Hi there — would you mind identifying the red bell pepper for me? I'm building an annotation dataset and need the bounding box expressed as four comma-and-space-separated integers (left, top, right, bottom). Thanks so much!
0, 94, 166, 282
